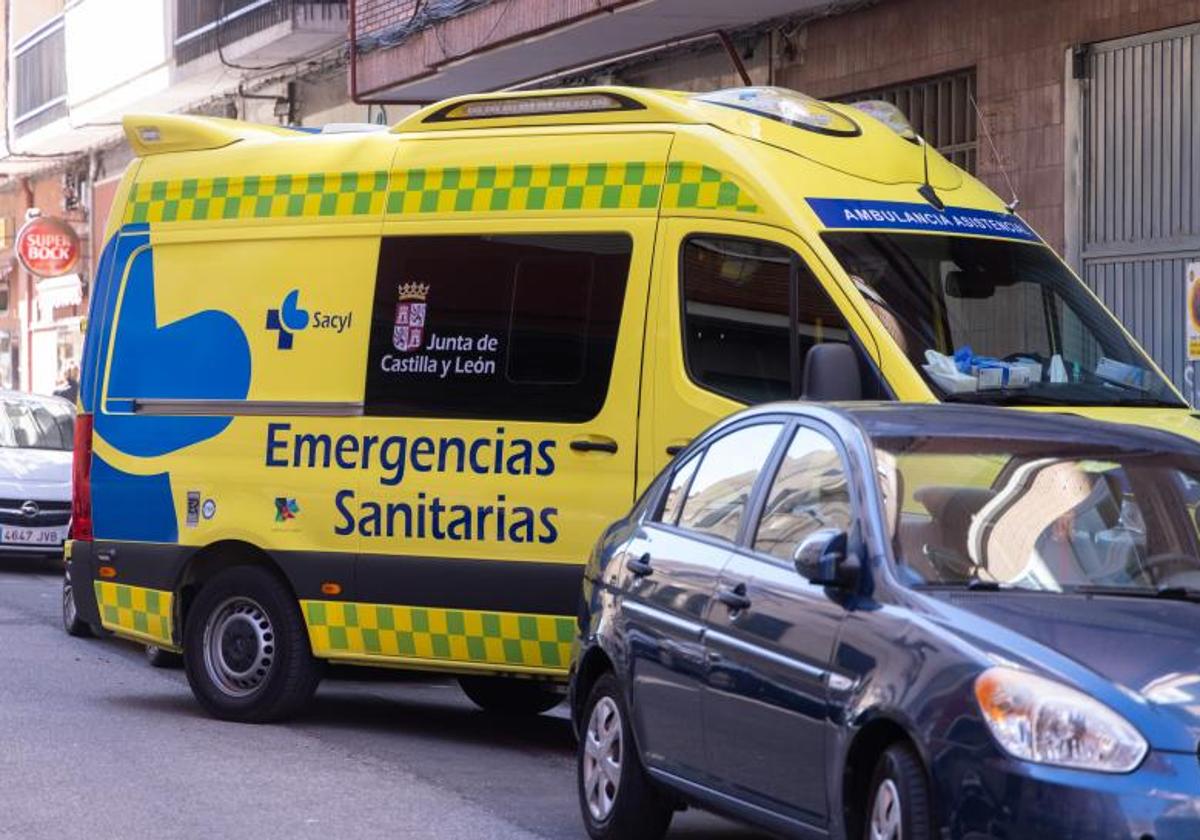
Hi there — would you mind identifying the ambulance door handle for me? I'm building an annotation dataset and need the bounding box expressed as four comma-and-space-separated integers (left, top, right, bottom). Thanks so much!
570, 437, 619, 454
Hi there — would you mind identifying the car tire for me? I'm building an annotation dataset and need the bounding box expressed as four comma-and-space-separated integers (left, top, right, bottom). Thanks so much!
183, 565, 322, 723
863, 743, 933, 840
577, 672, 673, 840
62, 573, 93, 638
145, 644, 183, 669
458, 675, 562, 715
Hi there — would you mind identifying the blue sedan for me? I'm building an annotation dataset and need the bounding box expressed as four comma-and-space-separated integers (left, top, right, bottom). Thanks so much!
570, 403, 1200, 840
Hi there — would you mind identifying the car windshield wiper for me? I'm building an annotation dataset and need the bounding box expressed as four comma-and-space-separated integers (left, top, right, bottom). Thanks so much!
1066, 584, 1200, 603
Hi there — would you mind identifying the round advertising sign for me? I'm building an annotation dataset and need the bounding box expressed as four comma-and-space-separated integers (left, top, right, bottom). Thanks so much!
15, 215, 80, 277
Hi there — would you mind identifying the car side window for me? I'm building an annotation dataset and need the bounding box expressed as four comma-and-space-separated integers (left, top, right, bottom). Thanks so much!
658, 452, 701, 525
754, 426, 853, 561
677, 423, 783, 541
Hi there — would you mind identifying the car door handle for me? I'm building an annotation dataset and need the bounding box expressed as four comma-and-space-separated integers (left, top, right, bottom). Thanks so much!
716, 583, 752, 611
570, 436, 619, 454
626, 553, 653, 577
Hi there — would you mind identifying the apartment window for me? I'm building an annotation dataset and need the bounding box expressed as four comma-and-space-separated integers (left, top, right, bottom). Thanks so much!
12, 19, 67, 138
838, 69, 978, 174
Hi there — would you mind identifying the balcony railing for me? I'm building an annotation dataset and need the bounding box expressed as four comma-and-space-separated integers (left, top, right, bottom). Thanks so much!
12, 17, 68, 137
175, 0, 347, 65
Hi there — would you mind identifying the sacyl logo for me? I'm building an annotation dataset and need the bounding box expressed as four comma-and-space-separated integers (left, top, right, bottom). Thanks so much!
266, 290, 353, 350
266, 289, 309, 350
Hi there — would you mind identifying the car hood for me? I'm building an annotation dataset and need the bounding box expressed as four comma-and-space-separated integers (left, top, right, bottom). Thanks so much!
0, 447, 71, 500
924, 590, 1200, 752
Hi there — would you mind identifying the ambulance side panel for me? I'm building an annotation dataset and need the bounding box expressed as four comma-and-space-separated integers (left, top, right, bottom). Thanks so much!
84, 132, 393, 649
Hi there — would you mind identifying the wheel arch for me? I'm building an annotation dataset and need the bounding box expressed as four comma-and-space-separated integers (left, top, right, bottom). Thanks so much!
570, 642, 617, 737
841, 713, 933, 840
172, 539, 297, 644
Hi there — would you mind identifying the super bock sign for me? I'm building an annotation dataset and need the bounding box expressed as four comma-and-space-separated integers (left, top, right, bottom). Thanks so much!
393, 282, 429, 352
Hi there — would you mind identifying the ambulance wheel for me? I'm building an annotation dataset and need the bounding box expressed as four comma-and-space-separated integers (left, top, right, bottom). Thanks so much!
145, 644, 182, 669
183, 566, 322, 723
458, 675, 563, 715
578, 672, 673, 840
62, 573, 93, 638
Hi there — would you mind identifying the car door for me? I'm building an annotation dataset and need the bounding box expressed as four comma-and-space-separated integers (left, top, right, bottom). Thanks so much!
635, 219, 885, 496
703, 421, 855, 825
624, 420, 784, 779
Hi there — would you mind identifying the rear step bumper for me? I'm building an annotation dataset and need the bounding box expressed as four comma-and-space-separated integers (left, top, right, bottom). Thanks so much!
66, 540, 102, 629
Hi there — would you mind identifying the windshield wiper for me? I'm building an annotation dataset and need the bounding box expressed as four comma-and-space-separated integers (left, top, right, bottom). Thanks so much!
1067, 584, 1200, 603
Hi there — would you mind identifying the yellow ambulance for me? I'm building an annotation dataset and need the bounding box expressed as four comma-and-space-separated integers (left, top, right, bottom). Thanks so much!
63, 86, 1199, 722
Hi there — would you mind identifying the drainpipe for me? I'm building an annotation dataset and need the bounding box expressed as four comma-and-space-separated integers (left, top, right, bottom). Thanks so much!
20, 177, 33, 393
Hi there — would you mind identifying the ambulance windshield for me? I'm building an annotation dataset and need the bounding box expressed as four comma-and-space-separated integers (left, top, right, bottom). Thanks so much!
823, 232, 1185, 408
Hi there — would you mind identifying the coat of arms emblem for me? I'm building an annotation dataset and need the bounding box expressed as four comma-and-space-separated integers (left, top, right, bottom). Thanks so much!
393, 282, 429, 352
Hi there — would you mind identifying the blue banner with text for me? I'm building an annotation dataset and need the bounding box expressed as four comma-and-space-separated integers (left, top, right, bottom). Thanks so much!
807, 198, 1040, 242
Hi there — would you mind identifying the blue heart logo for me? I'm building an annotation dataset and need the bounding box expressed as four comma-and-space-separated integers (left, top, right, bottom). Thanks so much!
97, 233, 251, 457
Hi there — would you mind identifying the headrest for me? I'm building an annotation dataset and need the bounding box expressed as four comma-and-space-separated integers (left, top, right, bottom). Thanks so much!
802, 343, 861, 401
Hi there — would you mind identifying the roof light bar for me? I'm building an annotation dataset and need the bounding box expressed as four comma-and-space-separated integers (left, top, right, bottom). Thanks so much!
695, 87, 860, 137
850, 100, 918, 141
426, 92, 644, 123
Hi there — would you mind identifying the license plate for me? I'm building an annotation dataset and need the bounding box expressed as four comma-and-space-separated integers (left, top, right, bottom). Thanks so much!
1, 526, 66, 546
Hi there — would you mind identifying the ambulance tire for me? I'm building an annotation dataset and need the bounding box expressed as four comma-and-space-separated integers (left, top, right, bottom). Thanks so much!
183, 565, 322, 723
577, 672, 673, 840
458, 676, 563, 715
62, 573, 94, 638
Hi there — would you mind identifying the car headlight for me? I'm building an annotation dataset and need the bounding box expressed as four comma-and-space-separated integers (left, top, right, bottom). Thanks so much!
974, 667, 1148, 773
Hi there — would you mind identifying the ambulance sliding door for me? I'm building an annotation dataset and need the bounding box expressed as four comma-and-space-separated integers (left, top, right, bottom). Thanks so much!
345, 132, 668, 672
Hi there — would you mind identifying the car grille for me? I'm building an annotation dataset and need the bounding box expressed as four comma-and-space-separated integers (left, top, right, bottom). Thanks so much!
0, 498, 70, 527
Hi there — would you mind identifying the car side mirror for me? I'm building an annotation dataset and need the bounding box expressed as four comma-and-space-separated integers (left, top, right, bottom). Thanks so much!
793, 528, 859, 589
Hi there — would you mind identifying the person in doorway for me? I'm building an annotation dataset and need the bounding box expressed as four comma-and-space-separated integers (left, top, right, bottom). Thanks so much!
54, 362, 79, 404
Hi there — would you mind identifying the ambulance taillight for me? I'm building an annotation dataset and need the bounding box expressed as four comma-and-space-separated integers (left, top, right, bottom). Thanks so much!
70, 413, 93, 541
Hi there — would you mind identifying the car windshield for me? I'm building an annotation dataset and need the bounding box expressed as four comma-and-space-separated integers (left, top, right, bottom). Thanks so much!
873, 435, 1200, 595
823, 232, 1185, 408
0, 397, 73, 451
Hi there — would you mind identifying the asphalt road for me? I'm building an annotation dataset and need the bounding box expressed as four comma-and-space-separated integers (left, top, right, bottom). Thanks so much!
0, 559, 768, 840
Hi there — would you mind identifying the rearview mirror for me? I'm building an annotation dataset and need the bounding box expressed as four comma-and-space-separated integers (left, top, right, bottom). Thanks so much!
793, 528, 859, 589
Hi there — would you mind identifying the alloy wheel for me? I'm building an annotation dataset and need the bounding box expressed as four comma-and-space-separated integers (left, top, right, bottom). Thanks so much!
869, 778, 902, 840
582, 696, 623, 821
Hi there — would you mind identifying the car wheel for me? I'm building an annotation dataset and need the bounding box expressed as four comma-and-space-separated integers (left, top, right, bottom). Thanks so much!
183, 565, 322, 723
577, 672, 673, 840
145, 644, 183, 668
458, 675, 562, 715
62, 574, 93, 638
864, 743, 933, 840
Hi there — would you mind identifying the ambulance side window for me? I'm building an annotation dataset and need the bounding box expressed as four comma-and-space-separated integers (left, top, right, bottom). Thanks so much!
680, 235, 875, 404
364, 234, 632, 421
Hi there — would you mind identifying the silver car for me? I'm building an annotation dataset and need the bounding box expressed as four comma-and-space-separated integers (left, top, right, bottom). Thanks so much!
0, 391, 73, 558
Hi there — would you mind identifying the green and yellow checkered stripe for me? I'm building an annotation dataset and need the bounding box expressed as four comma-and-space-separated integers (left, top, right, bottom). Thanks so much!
302, 600, 575, 674
124, 160, 759, 223
124, 171, 390, 223
94, 581, 175, 647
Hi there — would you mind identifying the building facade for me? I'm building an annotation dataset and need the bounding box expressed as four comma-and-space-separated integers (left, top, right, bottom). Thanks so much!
0, 0, 361, 395
351, 0, 1200, 398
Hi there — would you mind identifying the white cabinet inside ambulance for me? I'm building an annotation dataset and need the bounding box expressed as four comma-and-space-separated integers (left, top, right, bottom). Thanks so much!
61, 86, 1200, 724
